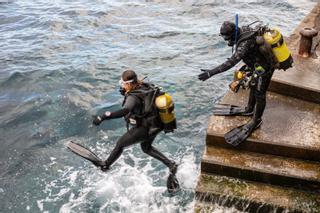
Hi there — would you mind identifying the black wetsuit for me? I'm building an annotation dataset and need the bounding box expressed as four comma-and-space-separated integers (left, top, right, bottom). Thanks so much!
99, 87, 175, 169
203, 29, 275, 124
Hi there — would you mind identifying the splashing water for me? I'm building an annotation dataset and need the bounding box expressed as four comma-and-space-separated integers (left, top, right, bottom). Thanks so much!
0, 0, 317, 212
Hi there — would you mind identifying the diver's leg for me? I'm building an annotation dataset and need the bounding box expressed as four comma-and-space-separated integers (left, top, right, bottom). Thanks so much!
141, 133, 180, 193
102, 127, 148, 170
252, 69, 274, 123
239, 65, 255, 114
246, 88, 256, 113
140, 135, 177, 174
224, 69, 274, 146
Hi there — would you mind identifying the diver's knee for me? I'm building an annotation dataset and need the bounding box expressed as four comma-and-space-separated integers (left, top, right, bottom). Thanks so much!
254, 90, 266, 100
113, 143, 124, 153
140, 143, 151, 153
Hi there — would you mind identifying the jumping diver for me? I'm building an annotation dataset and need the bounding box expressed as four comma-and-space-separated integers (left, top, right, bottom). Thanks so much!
68, 70, 179, 192
198, 21, 292, 146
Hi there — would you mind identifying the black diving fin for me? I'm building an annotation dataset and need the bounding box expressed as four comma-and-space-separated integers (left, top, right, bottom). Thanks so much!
224, 119, 262, 146
167, 174, 180, 193
213, 103, 253, 116
66, 141, 106, 169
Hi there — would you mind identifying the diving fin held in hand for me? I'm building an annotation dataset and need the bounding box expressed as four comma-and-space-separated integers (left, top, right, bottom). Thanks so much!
66, 141, 108, 171
213, 103, 253, 116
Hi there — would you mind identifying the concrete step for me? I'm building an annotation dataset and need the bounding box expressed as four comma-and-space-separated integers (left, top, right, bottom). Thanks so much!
269, 4, 320, 104
269, 58, 320, 104
201, 146, 320, 191
196, 173, 320, 213
207, 89, 320, 162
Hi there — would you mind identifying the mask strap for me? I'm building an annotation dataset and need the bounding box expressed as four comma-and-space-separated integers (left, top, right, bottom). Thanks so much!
119, 78, 135, 87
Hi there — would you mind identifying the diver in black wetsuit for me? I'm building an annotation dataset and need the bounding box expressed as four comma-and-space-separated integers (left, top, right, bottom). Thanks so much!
198, 21, 280, 146
92, 70, 179, 191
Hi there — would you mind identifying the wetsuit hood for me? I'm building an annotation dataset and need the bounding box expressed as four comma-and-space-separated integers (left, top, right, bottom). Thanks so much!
220, 21, 241, 46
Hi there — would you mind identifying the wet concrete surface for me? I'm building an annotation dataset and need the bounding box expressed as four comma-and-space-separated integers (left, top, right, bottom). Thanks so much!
207, 89, 320, 160
196, 4, 320, 212
270, 3, 320, 103
196, 174, 320, 212
202, 146, 320, 190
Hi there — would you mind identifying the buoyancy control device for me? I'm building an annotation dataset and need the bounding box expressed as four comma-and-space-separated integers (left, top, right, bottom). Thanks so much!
235, 21, 293, 70
229, 64, 268, 93
127, 83, 177, 133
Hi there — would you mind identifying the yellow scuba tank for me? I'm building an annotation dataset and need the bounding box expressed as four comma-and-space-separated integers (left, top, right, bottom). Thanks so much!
155, 93, 177, 133
263, 29, 293, 70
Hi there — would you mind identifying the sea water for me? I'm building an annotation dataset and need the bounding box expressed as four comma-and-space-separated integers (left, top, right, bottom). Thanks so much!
0, 0, 317, 212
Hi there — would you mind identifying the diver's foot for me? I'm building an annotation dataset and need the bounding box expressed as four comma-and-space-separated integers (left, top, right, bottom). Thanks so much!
241, 110, 254, 116
212, 104, 253, 116
100, 164, 110, 172
93, 161, 109, 172
241, 107, 254, 116
167, 174, 180, 194
169, 162, 178, 176
241, 112, 254, 116
249, 118, 263, 129
224, 119, 262, 146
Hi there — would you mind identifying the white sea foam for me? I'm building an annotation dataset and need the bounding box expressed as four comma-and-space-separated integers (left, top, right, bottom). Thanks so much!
54, 144, 199, 212
1, 0, 316, 212
177, 153, 199, 189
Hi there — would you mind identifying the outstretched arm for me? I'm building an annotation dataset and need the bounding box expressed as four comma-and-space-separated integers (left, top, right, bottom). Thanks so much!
92, 108, 130, 125
198, 41, 249, 81
92, 95, 138, 126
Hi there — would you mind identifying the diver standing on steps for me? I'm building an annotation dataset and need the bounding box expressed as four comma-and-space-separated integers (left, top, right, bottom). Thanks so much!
198, 20, 293, 146
68, 70, 179, 193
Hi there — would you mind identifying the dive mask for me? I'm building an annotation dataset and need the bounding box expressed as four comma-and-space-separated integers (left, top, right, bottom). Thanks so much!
220, 34, 235, 46
221, 34, 232, 41
119, 78, 135, 88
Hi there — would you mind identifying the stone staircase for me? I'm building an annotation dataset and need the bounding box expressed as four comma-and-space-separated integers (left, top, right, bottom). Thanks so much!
195, 4, 320, 213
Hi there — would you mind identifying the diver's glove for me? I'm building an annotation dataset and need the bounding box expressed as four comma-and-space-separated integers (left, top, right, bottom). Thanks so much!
198, 69, 211, 81
93, 116, 103, 126
92, 111, 111, 126
198, 68, 220, 81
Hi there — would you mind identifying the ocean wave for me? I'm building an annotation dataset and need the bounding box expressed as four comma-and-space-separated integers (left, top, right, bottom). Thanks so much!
143, 31, 181, 39
0, 0, 317, 212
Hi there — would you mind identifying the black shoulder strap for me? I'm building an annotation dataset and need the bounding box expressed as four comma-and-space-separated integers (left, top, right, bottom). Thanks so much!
122, 95, 128, 107
236, 30, 257, 50
235, 24, 269, 50
124, 83, 160, 116
145, 87, 159, 114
